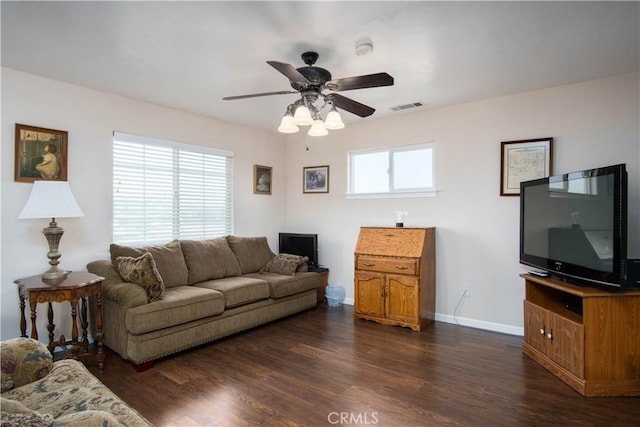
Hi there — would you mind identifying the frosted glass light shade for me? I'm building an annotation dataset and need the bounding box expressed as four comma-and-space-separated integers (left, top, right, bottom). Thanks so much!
324, 109, 345, 130
293, 105, 313, 126
308, 119, 329, 137
278, 114, 299, 133
19, 181, 84, 219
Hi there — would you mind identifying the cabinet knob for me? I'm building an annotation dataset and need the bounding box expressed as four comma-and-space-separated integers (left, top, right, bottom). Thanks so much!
539, 328, 545, 335
547, 332, 553, 340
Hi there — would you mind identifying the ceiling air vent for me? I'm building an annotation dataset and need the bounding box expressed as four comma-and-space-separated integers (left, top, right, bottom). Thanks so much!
390, 101, 425, 112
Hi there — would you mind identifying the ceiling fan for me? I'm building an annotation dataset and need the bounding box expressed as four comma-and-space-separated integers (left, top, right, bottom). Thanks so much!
223, 51, 394, 135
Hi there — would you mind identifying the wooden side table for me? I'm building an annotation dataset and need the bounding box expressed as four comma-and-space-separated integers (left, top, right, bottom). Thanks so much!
14, 272, 105, 373
314, 268, 329, 303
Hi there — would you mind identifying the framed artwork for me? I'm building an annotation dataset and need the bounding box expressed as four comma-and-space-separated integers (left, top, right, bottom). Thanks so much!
500, 137, 553, 196
303, 165, 329, 193
253, 164, 272, 195
15, 123, 68, 183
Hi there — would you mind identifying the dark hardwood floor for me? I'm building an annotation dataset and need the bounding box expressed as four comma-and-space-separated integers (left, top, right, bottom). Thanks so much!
89, 304, 639, 427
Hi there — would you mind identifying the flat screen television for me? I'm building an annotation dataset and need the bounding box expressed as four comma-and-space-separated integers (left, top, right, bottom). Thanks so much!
520, 163, 628, 289
278, 232, 319, 270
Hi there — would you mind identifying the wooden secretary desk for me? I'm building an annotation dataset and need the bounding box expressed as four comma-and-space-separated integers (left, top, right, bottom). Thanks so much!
354, 226, 436, 331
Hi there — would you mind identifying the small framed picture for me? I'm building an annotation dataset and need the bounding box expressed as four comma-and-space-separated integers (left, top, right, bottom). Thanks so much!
253, 164, 272, 195
500, 137, 553, 196
14, 123, 68, 183
303, 165, 329, 193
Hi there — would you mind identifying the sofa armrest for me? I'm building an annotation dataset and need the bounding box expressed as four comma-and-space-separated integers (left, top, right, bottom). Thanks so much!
0, 338, 52, 392
87, 260, 147, 309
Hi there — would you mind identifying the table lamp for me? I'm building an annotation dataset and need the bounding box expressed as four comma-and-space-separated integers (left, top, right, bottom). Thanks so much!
18, 181, 84, 283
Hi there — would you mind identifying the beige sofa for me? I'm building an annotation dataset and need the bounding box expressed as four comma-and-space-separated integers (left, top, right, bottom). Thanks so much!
87, 236, 319, 367
1, 337, 151, 426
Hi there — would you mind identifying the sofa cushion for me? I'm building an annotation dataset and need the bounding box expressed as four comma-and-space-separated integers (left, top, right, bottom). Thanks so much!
110, 240, 189, 288
126, 286, 225, 335
115, 253, 165, 303
53, 410, 123, 427
0, 397, 35, 414
261, 254, 309, 276
244, 272, 320, 299
226, 236, 275, 274
0, 411, 54, 427
195, 276, 270, 308
1, 360, 152, 426
181, 237, 242, 284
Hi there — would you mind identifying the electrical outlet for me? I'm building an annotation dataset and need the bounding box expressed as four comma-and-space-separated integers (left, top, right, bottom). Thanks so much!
463, 286, 471, 297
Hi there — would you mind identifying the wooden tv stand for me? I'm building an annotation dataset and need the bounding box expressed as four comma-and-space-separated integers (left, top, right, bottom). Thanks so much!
522, 273, 640, 396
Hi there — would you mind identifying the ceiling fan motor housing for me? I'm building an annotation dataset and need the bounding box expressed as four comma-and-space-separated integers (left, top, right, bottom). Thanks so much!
291, 66, 332, 91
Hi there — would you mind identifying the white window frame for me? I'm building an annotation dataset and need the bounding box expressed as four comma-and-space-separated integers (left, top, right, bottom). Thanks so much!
347, 143, 436, 199
113, 132, 233, 246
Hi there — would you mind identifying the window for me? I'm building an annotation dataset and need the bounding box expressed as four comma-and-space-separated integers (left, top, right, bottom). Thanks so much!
348, 143, 435, 197
113, 132, 233, 245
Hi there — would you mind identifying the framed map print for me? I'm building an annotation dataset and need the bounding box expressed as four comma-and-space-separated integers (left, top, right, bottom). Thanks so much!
500, 138, 553, 196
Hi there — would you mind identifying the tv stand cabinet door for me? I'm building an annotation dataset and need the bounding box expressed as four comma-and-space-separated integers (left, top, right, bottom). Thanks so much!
523, 301, 549, 356
548, 312, 584, 378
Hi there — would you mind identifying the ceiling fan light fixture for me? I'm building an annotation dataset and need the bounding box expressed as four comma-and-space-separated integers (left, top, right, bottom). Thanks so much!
324, 107, 345, 130
278, 113, 299, 133
293, 105, 313, 126
308, 119, 328, 137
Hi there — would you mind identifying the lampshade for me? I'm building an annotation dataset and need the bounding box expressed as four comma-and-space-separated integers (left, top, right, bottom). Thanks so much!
324, 108, 345, 130
293, 105, 313, 126
278, 114, 300, 133
19, 181, 84, 219
308, 119, 329, 137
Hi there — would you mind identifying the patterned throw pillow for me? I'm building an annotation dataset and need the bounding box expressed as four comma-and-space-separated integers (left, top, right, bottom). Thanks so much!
0, 339, 53, 392
261, 254, 309, 276
116, 253, 165, 302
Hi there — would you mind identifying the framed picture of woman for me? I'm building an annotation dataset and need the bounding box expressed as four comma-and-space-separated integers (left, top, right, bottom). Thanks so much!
14, 124, 68, 183
254, 164, 272, 195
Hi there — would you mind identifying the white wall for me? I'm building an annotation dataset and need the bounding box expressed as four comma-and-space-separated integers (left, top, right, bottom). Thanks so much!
284, 73, 640, 334
1, 68, 286, 340
2, 69, 638, 341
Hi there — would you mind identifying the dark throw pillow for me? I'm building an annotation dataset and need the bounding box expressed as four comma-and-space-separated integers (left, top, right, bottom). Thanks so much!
261, 253, 309, 276
116, 253, 165, 303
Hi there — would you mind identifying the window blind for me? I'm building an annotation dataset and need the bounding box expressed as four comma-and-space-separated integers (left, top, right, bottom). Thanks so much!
113, 132, 233, 245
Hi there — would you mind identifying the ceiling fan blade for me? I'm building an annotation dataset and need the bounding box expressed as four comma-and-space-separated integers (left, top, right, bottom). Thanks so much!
267, 61, 310, 87
326, 72, 394, 92
331, 93, 375, 117
222, 90, 298, 101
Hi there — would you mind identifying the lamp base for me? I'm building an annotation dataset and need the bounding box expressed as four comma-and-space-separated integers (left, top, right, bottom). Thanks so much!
42, 218, 69, 285
42, 267, 69, 284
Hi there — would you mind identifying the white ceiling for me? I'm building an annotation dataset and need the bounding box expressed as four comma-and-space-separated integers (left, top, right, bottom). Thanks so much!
2, 1, 638, 132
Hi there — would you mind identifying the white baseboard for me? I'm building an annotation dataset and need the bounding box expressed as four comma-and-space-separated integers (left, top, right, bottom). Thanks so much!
435, 313, 524, 336
336, 300, 523, 336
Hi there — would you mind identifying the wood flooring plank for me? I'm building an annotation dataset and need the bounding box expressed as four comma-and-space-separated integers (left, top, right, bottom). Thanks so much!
90, 305, 640, 426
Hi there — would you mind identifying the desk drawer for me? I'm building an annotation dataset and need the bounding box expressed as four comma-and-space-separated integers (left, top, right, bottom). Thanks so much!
356, 256, 418, 275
